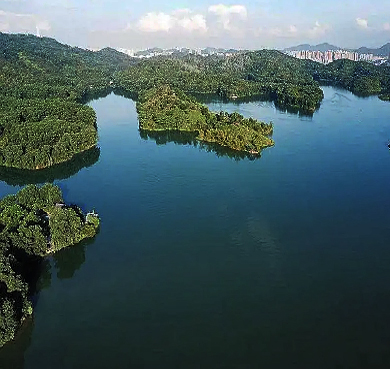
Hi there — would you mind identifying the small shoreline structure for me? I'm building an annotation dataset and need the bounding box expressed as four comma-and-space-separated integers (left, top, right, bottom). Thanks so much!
0, 184, 100, 347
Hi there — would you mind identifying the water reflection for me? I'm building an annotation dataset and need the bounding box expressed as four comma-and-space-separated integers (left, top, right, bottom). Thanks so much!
0, 146, 100, 186
0, 256, 50, 369
0, 317, 34, 369
80, 88, 139, 105
113, 88, 138, 101
79, 87, 114, 104
139, 130, 262, 161
53, 237, 95, 280
0, 236, 96, 366
34, 259, 52, 292
192, 93, 317, 117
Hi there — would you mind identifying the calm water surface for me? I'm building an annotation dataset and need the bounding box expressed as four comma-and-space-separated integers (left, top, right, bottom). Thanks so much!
1, 87, 390, 369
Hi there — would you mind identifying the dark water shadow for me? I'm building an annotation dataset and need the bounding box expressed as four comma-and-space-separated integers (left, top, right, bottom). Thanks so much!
0, 146, 100, 186
81, 87, 138, 104
318, 81, 382, 99
52, 236, 96, 280
78, 87, 114, 104
139, 130, 263, 161
0, 253, 51, 369
0, 316, 34, 369
113, 87, 138, 101
0, 236, 97, 367
191, 93, 317, 117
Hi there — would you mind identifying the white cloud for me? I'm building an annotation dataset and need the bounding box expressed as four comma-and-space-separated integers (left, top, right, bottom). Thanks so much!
137, 12, 173, 32
177, 14, 207, 32
208, 4, 247, 30
289, 25, 297, 34
134, 10, 207, 33
308, 21, 330, 38
383, 22, 390, 31
0, 10, 51, 33
208, 4, 247, 18
356, 18, 368, 29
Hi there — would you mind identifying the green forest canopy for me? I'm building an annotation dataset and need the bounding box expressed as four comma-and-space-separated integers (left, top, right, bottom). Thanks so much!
1, 31, 390, 349
137, 85, 274, 154
0, 32, 390, 169
0, 184, 99, 348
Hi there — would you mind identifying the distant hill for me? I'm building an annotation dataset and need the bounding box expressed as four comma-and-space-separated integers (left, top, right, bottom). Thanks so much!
355, 43, 390, 57
284, 43, 341, 52
95, 47, 136, 67
0, 33, 135, 68
135, 47, 164, 56
285, 42, 390, 57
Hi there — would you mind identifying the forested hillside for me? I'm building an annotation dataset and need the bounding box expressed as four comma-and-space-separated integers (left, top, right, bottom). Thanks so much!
0, 184, 99, 348
305, 58, 390, 97
1, 32, 389, 169
0, 33, 135, 100
115, 50, 324, 114
0, 33, 135, 169
137, 85, 274, 154
0, 98, 97, 169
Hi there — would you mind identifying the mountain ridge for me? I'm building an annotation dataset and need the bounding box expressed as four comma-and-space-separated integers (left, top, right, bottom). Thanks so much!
284, 42, 390, 56
284, 43, 341, 52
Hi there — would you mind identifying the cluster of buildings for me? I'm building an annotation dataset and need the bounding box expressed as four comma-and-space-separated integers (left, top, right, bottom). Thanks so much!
116, 47, 238, 59
285, 50, 387, 65
114, 45, 388, 65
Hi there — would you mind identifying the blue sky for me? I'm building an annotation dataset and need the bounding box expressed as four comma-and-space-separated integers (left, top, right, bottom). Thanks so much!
1, 0, 389, 50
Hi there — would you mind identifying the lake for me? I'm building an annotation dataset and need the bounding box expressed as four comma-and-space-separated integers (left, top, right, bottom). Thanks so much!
1, 86, 390, 369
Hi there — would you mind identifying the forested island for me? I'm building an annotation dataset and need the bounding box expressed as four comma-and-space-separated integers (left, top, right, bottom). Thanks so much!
1, 32, 390, 170
115, 51, 325, 114
137, 86, 274, 154
304, 58, 390, 97
1, 31, 390, 350
0, 184, 99, 347
0, 33, 136, 170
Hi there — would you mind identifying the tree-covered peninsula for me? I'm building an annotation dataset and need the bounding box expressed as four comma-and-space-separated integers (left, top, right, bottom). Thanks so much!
137, 86, 274, 154
0, 33, 136, 170
1, 32, 390, 169
305, 58, 390, 97
0, 98, 98, 169
115, 50, 325, 114
0, 184, 99, 347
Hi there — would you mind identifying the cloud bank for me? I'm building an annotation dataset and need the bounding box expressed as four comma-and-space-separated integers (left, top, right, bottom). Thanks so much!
2, 2, 390, 50
208, 4, 247, 30
356, 18, 368, 29
0, 10, 50, 34
135, 10, 207, 33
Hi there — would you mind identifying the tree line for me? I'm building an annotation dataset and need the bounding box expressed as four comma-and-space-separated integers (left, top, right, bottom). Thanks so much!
0, 184, 99, 347
1, 32, 389, 170
115, 50, 325, 114
137, 85, 274, 154
0, 33, 135, 170
305, 58, 390, 97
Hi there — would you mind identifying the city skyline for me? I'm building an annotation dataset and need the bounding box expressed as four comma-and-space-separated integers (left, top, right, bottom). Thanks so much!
285, 49, 387, 65
1, 1, 389, 50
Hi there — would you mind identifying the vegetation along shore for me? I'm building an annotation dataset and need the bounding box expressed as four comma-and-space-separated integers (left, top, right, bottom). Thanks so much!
1, 32, 390, 170
0, 184, 99, 347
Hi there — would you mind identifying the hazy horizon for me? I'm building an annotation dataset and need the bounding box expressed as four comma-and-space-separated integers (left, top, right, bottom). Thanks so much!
1, 1, 389, 51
